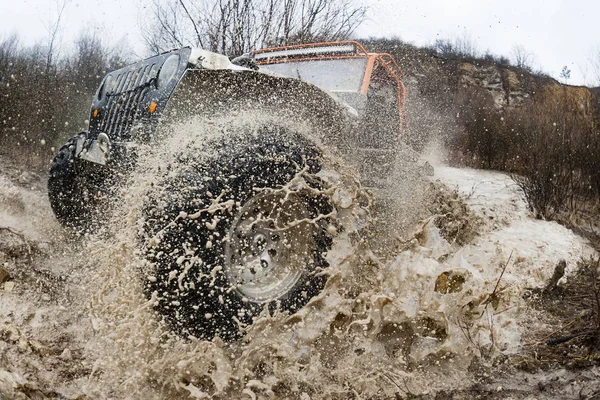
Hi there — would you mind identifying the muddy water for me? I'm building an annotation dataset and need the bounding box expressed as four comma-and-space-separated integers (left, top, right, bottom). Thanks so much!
74, 117, 521, 398
0, 118, 597, 399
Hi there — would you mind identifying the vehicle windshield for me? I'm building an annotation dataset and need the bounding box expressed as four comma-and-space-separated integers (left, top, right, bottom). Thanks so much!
260, 57, 368, 93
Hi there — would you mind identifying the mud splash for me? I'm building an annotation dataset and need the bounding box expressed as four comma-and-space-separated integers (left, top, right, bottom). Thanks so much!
1, 123, 598, 398
78, 117, 527, 399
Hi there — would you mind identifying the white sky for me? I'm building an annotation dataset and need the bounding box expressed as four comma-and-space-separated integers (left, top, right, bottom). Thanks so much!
0, 0, 598, 85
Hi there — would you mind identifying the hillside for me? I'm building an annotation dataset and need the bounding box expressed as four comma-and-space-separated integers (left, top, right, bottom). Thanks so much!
363, 38, 599, 149
360, 39, 600, 227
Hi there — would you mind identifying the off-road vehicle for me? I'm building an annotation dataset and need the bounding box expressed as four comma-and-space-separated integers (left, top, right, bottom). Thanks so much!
48, 41, 410, 340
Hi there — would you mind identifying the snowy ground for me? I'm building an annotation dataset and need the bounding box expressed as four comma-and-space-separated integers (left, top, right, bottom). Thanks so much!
1, 159, 599, 399
435, 166, 595, 288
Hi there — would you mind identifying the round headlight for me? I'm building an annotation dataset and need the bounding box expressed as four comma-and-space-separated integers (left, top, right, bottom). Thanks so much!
157, 54, 180, 88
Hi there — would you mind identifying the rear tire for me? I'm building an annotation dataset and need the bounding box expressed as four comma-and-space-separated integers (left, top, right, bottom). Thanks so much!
142, 126, 334, 341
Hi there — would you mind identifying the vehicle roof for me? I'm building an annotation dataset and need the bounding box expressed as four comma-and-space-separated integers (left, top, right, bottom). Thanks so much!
250, 41, 402, 77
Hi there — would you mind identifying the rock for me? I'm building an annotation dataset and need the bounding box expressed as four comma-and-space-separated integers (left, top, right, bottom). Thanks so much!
0, 324, 21, 343
0, 266, 9, 283
59, 348, 72, 361
435, 270, 466, 294
4, 281, 15, 292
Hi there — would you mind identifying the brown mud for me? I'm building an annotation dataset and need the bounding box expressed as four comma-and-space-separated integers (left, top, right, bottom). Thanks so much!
1, 149, 599, 399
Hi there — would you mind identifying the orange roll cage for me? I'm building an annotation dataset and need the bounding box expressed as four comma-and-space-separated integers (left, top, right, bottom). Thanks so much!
252, 41, 409, 134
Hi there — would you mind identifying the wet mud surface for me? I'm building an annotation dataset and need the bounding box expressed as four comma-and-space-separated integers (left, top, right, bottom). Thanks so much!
1, 146, 599, 399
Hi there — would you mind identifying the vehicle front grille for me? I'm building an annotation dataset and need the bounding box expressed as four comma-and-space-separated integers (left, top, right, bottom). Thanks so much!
99, 86, 150, 140
89, 49, 191, 142
93, 62, 158, 140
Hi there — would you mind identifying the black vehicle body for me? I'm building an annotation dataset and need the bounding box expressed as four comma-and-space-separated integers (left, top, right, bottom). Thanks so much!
50, 42, 408, 209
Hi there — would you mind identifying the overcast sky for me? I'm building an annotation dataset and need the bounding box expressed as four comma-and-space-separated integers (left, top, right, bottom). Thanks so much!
0, 0, 598, 85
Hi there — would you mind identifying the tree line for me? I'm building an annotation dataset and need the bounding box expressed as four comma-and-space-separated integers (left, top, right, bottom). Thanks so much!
0, 33, 129, 168
142, 0, 367, 55
0, 0, 366, 169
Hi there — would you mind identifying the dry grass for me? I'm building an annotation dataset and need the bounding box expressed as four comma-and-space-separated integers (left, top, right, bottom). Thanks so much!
515, 259, 600, 372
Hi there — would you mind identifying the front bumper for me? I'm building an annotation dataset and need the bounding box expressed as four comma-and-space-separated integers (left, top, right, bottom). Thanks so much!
75, 132, 111, 166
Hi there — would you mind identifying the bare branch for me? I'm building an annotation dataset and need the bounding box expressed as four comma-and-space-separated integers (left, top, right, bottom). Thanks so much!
45, 0, 69, 74
141, 0, 368, 54
178, 0, 205, 48
510, 44, 535, 72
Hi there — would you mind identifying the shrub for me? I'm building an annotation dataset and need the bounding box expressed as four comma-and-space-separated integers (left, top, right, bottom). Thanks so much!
0, 33, 129, 170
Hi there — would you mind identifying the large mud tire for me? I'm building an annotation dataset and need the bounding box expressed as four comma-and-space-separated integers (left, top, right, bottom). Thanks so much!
48, 135, 95, 228
143, 126, 334, 341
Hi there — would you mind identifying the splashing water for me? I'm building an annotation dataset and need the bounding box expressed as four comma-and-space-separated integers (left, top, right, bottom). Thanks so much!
80, 116, 507, 398
0, 115, 595, 399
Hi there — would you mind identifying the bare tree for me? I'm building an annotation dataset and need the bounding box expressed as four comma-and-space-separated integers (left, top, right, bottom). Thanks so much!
43, 0, 69, 74
0, 34, 19, 70
433, 31, 479, 59
141, 0, 367, 55
510, 44, 534, 71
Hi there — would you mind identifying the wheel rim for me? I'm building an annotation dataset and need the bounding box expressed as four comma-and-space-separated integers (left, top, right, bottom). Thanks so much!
224, 191, 318, 303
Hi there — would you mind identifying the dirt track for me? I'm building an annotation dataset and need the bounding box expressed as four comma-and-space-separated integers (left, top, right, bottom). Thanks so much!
1, 155, 600, 399
0, 157, 95, 398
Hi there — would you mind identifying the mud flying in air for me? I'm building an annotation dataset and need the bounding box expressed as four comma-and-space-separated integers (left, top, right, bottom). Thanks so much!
47, 41, 415, 340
